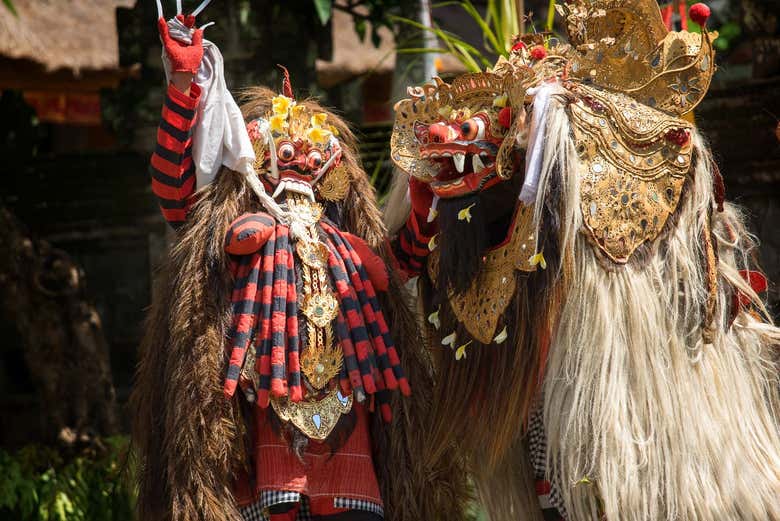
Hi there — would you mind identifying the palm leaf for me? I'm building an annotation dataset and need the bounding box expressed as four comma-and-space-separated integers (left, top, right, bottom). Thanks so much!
3, 0, 18, 16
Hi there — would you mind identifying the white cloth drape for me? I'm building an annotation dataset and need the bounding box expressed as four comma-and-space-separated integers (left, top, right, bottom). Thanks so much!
162, 17, 255, 189
518, 81, 562, 204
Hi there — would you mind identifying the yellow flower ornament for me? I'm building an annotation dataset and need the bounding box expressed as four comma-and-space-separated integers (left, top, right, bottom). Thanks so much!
311, 113, 328, 127
307, 126, 332, 145
269, 114, 288, 133
272, 95, 293, 116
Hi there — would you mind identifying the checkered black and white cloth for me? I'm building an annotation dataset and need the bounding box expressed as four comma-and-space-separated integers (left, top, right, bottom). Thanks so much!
528, 405, 568, 520
240, 490, 384, 521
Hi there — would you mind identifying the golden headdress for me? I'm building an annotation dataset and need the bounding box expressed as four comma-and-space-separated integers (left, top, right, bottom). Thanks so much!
559, 0, 716, 116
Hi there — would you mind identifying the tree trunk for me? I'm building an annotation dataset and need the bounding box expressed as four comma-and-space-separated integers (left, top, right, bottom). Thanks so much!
391, 0, 432, 103
0, 207, 118, 445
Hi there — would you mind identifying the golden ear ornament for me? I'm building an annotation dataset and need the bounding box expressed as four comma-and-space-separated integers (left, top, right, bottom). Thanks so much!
317, 164, 350, 202
569, 83, 693, 263
252, 139, 268, 173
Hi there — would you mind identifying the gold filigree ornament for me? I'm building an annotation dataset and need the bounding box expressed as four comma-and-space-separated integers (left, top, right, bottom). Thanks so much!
271, 389, 353, 441
569, 83, 693, 263
296, 240, 329, 270
428, 204, 537, 344
299, 335, 342, 390
559, 0, 717, 116
301, 292, 339, 329
317, 163, 350, 202
286, 194, 344, 391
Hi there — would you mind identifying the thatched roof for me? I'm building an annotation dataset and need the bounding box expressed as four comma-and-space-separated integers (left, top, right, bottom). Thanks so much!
316, 6, 465, 88
0, 0, 135, 73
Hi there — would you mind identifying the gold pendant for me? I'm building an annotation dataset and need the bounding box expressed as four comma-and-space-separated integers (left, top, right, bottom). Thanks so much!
271, 389, 353, 441
300, 325, 343, 389
296, 240, 330, 270
288, 192, 344, 392
301, 292, 339, 328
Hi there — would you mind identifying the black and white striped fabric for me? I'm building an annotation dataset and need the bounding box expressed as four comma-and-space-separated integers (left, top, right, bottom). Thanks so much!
239, 491, 384, 521
528, 405, 568, 520
333, 497, 383, 516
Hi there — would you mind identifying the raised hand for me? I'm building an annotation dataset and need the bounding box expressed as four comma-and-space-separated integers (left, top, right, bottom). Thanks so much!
158, 17, 203, 74
155, 0, 215, 75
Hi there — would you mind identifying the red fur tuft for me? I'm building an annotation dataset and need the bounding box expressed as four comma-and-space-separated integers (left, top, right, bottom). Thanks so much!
530, 45, 547, 60
689, 3, 711, 26
277, 64, 294, 99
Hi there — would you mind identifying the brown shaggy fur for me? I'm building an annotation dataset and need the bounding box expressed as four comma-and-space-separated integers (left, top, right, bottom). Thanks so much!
131, 88, 470, 521
420, 197, 561, 474
131, 170, 251, 521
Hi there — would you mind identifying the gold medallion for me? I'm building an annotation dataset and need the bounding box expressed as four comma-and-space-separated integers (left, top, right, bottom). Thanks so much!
301, 292, 339, 328
296, 240, 330, 270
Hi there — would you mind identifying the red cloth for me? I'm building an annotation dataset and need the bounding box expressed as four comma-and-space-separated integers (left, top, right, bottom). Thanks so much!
248, 403, 382, 507
341, 232, 389, 292
409, 177, 433, 221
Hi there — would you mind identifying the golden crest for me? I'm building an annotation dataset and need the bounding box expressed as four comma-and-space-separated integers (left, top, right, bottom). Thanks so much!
560, 0, 716, 116
271, 389, 353, 441
317, 164, 350, 202
428, 204, 537, 344
569, 84, 693, 263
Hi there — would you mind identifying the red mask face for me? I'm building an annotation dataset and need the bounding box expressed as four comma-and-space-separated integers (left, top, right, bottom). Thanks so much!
246, 114, 342, 200
265, 137, 340, 195
414, 111, 506, 198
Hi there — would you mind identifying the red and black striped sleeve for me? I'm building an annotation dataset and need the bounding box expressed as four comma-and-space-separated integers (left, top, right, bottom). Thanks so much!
149, 82, 202, 227
391, 211, 434, 277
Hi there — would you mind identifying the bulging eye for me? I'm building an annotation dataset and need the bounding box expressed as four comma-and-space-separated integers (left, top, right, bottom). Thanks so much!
278, 142, 295, 162
307, 150, 323, 170
460, 118, 485, 141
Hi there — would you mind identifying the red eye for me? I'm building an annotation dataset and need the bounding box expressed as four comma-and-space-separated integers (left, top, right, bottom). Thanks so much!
278, 142, 295, 162
460, 117, 485, 140
307, 150, 323, 170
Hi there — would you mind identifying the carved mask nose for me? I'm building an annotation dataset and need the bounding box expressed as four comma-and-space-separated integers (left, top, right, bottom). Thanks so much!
429, 123, 457, 143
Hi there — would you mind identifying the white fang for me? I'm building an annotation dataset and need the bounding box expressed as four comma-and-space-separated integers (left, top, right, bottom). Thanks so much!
453, 152, 465, 173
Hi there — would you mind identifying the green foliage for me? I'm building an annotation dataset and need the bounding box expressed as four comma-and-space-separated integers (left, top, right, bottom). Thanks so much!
2, 0, 17, 17
0, 437, 135, 521
712, 21, 742, 52
312, 0, 332, 25
393, 0, 525, 72
343, 0, 404, 49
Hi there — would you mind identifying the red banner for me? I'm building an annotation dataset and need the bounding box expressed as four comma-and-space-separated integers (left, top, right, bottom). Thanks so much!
23, 91, 102, 125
